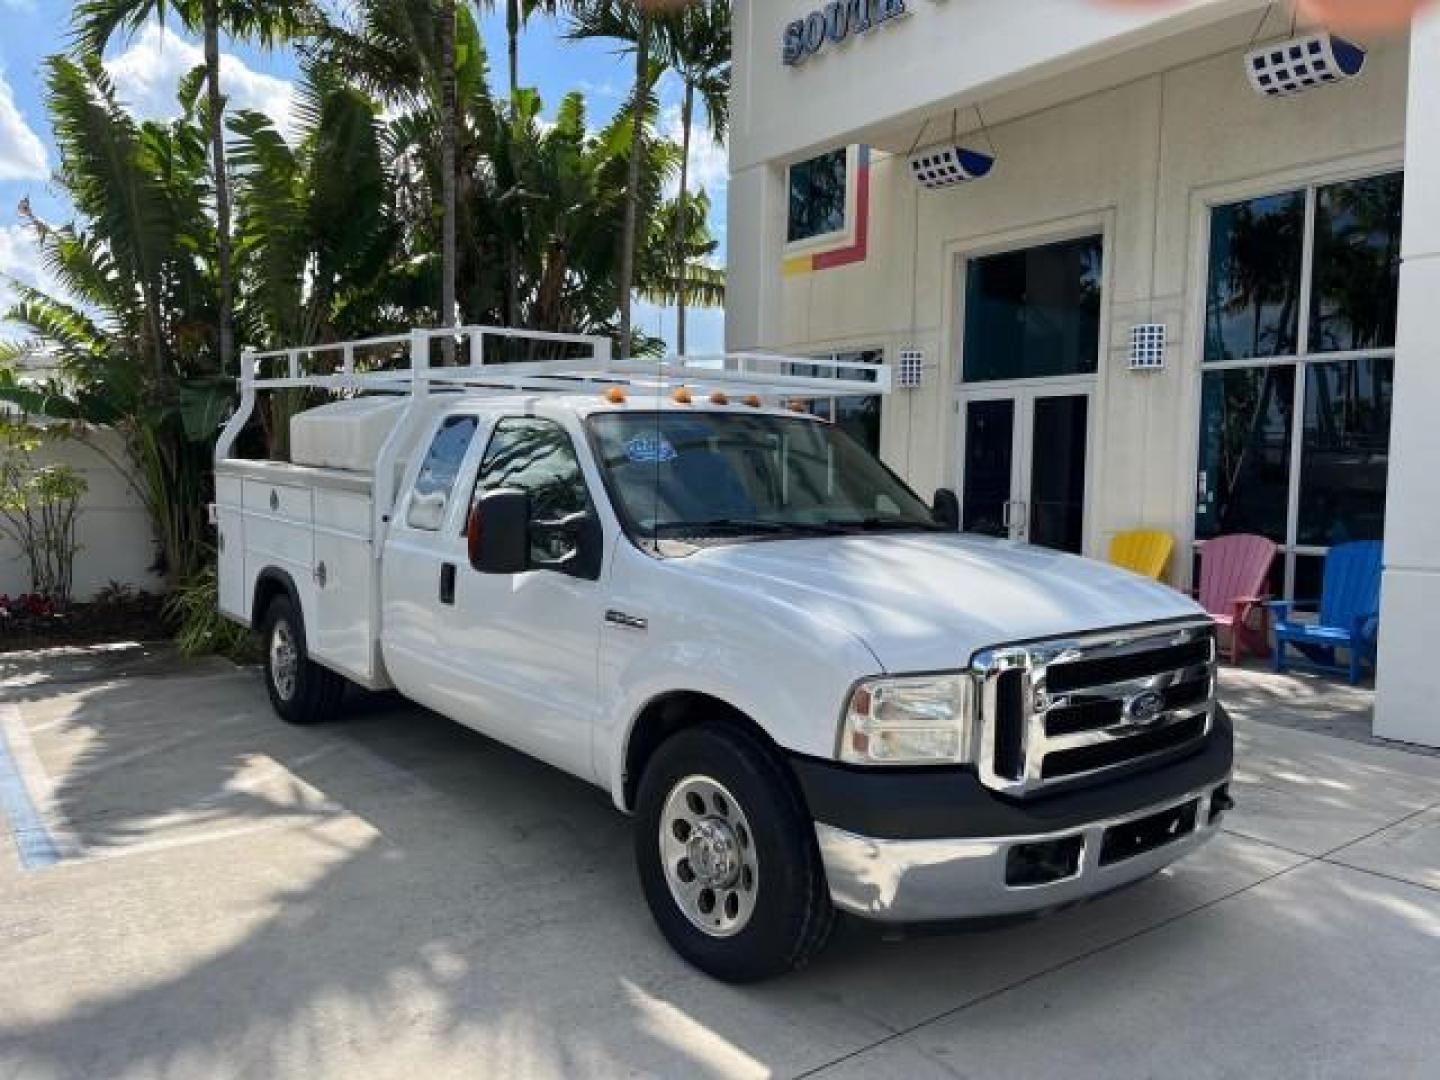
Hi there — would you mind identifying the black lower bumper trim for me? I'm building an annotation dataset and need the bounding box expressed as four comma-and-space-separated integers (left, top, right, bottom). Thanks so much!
789, 708, 1234, 841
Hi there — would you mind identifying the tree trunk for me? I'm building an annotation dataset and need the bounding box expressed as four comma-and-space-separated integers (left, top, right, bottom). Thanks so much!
439, 0, 458, 337
507, 0, 521, 104
618, 15, 650, 360
204, 0, 234, 375
675, 80, 694, 357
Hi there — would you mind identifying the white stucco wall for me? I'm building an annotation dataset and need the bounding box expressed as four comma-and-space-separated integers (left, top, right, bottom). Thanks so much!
0, 430, 162, 601
729, 5, 1409, 574
1375, 13, 1440, 746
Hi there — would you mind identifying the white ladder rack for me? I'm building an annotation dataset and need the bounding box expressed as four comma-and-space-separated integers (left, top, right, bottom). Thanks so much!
215, 326, 893, 541
217, 325, 891, 461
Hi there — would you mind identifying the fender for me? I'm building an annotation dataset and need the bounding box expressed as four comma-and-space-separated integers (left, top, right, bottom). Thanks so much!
250, 566, 304, 632
600, 630, 876, 812
606, 673, 772, 813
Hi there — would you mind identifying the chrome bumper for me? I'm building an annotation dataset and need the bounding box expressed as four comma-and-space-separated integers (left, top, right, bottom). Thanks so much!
815, 781, 1231, 923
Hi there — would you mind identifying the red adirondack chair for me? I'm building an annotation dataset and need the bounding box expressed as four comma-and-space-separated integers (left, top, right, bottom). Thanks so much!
1195, 534, 1278, 664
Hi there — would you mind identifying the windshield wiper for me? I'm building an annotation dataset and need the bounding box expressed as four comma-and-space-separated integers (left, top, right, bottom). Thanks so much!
820, 517, 943, 533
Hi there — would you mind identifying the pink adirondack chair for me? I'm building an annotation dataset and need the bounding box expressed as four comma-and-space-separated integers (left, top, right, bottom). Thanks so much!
1195, 534, 1278, 664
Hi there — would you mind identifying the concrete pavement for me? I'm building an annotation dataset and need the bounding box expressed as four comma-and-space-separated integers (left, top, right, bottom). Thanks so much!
0, 647, 1437, 1079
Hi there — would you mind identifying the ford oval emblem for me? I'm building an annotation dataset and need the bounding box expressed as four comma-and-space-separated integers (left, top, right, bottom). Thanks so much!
1127, 691, 1167, 727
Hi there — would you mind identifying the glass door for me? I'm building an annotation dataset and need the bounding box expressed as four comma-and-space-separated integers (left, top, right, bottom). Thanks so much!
960, 387, 1091, 553
961, 398, 1016, 539
1027, 393, 1089, 553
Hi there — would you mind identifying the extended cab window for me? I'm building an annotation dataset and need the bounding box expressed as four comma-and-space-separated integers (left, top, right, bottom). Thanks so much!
407, 415, 479, 530
474, 417, 592, 562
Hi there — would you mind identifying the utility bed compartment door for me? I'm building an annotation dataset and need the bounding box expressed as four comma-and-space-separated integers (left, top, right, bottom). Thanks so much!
242, 479, 315, 625
215, 475, 245, 620
243, 479, 314, 524
309, 489, 375, 682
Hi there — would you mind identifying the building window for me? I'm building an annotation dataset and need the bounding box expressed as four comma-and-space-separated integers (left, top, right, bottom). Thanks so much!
1196, 171, 1401, 596
787, 149, 848, 244
793, 350, 883, 456
962, 236, 1104, 383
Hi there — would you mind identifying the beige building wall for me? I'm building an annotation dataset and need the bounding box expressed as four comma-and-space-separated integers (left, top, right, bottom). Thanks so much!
731, 32, 1408, 578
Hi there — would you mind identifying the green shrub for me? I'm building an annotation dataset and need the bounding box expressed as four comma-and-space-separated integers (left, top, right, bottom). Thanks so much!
164, 564, 257, 662
0, 422, 88, 606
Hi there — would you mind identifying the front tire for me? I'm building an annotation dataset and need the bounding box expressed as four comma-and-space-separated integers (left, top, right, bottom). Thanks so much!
261, 595, 345, 725
635, 723, 835, 982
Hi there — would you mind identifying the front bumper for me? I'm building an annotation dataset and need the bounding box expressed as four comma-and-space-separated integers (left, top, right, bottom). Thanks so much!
796, 710, 1234, 923
816, 782, 1230, 922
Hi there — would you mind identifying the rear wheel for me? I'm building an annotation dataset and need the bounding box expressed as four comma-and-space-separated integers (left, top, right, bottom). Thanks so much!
635, 723, 835, 982
261, 595, 345, 725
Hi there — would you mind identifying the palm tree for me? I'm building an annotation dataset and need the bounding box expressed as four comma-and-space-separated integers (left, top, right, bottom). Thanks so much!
229, 62, 403, 454
1, 56, 227, 585
486, 1, 575, 105
72, 0, 318, 376
568, 0, 669, 359
657, 0, 728, 354
319, 0, 487, 332
638, 189, 725, 316
439, 0, 458, 339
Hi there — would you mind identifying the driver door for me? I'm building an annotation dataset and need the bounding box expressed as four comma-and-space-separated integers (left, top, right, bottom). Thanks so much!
438, 416, 605, 781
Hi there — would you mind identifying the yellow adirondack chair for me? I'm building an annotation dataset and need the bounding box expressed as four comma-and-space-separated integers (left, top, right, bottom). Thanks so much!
1109, 530, 1175, 582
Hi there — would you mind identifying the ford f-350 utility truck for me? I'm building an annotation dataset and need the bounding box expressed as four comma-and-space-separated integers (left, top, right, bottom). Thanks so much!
214, 326, 1233, 982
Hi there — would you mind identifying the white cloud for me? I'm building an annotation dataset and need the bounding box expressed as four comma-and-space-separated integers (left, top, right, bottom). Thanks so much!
0, 222, 59, 342
105, 24, 296, 141
0, 71, 48, 181
660, 102, 728, 201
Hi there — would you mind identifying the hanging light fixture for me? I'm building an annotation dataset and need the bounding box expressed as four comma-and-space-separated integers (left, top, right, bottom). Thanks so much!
1245, 31, 1367, 97
908, 146, 995, 190
908, 106, 997, 190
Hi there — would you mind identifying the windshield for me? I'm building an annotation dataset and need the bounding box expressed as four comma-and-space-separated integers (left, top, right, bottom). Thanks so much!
587, 411, 940, 540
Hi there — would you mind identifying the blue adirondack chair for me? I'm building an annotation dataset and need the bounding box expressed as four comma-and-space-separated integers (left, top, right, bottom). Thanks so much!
1270, 541, 1384, 685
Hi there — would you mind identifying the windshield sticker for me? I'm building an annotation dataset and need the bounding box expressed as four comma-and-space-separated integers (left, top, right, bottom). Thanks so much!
625, 435, 678, 465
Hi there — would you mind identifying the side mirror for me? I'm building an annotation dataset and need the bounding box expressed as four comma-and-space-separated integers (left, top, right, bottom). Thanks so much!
468, 489, 531, 574
933, 488, 961, 532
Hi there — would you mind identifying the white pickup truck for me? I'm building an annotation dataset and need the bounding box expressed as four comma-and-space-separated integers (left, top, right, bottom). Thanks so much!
214, 326, 1233, 982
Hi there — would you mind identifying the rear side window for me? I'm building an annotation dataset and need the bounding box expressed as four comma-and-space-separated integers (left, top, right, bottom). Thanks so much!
474, 417, 592, 562
407, 416, 478, 530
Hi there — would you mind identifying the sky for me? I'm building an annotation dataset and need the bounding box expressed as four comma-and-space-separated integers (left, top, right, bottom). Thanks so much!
0, 0, 728, 353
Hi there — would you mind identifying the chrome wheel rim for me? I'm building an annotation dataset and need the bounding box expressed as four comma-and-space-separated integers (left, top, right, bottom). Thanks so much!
659, 775, 759, 938
270, 619, 298, 702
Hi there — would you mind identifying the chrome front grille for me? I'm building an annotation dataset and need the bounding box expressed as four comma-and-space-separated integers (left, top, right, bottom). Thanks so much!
972, 620, 1218, 797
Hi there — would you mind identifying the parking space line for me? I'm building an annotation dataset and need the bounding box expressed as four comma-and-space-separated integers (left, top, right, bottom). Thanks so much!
0, 705, 62, 869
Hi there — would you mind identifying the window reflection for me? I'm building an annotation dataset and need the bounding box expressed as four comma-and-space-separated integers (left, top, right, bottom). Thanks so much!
963, 236, 1103, 382
787, 150, 848, 244
793, 350, 883, 456
1298, 358, 1392, 545
408, 416, 478, 531
475, 418, 592, 562
1196, 366, 1295, 541
1205, 192, 1305, 362
1310, 173, 1403, 353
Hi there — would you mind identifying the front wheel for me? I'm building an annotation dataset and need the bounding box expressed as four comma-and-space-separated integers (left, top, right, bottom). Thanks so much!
261, 595, 346, 725
634, 723, 835, 982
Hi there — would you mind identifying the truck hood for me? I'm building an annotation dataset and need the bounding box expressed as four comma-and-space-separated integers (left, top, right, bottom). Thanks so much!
682, 533, 1204, 673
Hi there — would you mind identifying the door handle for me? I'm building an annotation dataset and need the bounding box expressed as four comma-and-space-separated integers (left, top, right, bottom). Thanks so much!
439, 563, 457, 606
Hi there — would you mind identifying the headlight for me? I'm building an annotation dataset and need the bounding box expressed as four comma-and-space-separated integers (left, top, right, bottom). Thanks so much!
838, 674, 975, 766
